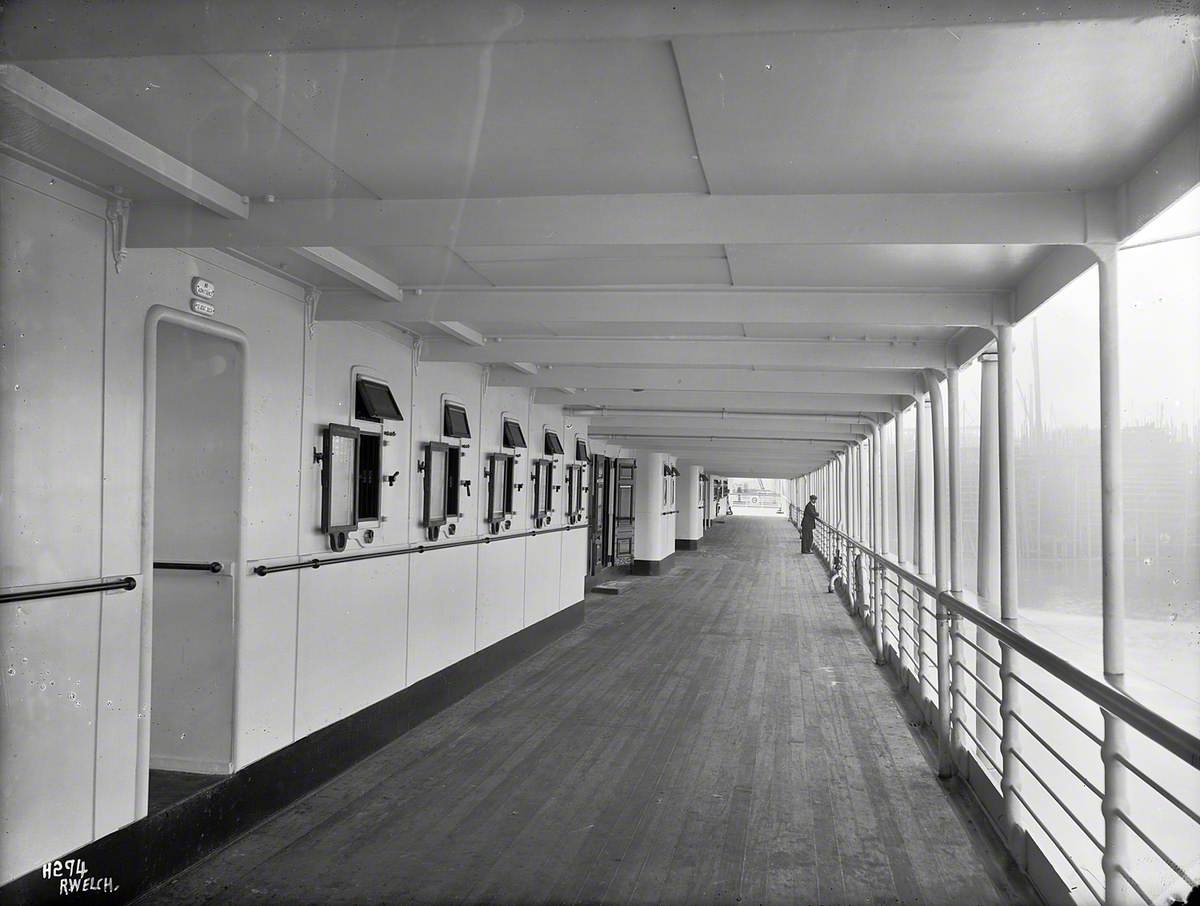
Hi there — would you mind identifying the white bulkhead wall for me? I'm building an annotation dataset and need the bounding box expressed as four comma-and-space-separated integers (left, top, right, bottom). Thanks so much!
676, 463, 704, 542
633, 451, 675, 565
0, 155, 586, 885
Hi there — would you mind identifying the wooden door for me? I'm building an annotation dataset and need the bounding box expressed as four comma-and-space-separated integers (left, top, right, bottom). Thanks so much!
588, 453, 609, 574
613, 458, 636, 567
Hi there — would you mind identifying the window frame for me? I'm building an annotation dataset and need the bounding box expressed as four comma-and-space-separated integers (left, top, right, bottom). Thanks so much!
354, 376, 403, 422
443, 401, 472, 439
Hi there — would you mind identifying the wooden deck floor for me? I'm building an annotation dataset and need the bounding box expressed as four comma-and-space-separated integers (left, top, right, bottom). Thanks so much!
141, 516, 1034, 906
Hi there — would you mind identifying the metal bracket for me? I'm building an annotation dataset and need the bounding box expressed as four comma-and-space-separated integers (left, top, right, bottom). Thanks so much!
305, 286, 321, 338
105, 195, 131, 273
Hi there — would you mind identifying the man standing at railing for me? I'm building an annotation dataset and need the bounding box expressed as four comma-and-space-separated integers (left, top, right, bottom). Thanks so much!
801, 495, 818, 553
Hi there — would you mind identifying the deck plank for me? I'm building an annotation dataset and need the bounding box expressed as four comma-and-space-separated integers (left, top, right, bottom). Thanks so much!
139, 517, 1035, 906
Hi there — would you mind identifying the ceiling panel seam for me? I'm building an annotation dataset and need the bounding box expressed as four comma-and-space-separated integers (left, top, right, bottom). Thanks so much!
199, 55, 382, 200
667, 39, 713, 195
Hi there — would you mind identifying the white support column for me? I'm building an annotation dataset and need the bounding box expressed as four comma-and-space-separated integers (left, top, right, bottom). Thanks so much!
947, 365, 967, 768
997, 324, 1025, 862
925, 371, 954, 778
880, 417, 894, 663
1095, 245, 1134, 905
871, 423, 885, 663
916, 392, 935, 704
843, 446, 853, 607
977, 351, 1002, 769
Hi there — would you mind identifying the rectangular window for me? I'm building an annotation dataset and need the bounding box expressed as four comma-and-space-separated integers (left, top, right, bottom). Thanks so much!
575, 438, 588, 461
532, 459, 554, 519
443, 402, 471, 439
321, 424, 360, 533
423, 442, 450, 527
502, 418, 527, 449
486, 453, 513, 527
542, 460, 554, 514
358, 432, 381, 521
355, 377, 403, 422
544, 430, 564, 456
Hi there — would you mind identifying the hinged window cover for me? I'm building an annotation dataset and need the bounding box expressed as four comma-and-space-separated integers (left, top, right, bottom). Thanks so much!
355, 377, 403, 421
443, 401, 471, 439
575, 438, 588, 461
544, 430, 564, 456
321, 424, 360, 534
502, 418, 527, 449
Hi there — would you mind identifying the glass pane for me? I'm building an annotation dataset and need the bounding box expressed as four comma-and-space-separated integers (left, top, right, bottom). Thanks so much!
329, 431, 356, 527
900, 405, 916, 563
957, 359, 983, 592
1013, 267, 1102, 656
617, 486, 632, 518
492, 456, 507, 519
1118, 235, 1200, 727
428, 447, 447, 522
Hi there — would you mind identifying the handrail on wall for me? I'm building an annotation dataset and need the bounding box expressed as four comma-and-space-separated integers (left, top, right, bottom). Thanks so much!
813, 516, 1200, 769
253, 523, 589, 576
0, 576, 137, 605
154, 560, 223, 573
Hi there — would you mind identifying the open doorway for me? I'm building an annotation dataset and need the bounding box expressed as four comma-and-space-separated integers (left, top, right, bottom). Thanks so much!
147, 317, 245, 814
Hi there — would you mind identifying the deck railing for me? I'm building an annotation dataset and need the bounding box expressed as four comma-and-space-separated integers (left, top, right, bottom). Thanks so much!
800, 514, 1199, 906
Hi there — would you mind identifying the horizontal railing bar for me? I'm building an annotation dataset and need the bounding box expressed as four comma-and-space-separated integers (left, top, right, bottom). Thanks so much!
944, 588, 1200, 770
954, 629, 1003, 669
1113, 753, 1200, 828
1114, 865, 1156, 906
0, 576, 137, 605
951, 687, 1003, 741
816, 519, 1200, 771
1011, 748, 1104, 852
953, 716, 1003, 775
1010, 673, 1103, 747
253, 524, 588, 576
1010, 785, 1105, 906
1010, 712, 1103, 799
154, 560, 222, 573
955, 660, 1002, 705
1115, 809, 1196, 887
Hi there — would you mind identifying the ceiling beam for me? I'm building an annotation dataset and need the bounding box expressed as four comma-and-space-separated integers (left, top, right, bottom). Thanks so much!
128, 191, 1116, 248
313, 287, 1005, 327
421, 338, 946, 369
1121, 116, 1199, 241
0, 64, 248, 219
493, 366, 921, 395
4, 1, 1158, 60
537, 389, 902, 414
586, 418, 868, 440
431, 320, 486, 346
1013, 245, 1097, 323
293, 247, 403, 301
507, 362, 539, 375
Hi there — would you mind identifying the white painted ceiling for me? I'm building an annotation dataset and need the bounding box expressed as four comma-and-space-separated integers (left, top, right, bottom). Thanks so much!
3, 1, 1197, 476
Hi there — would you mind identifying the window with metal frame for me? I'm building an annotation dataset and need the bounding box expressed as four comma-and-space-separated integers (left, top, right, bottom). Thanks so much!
321, 424, 360, 535
486, 452, 514, 531
544, 430, 564, 456
502, 418, 527, 449
355, 377, 403, 422
443, 401, 471, 439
